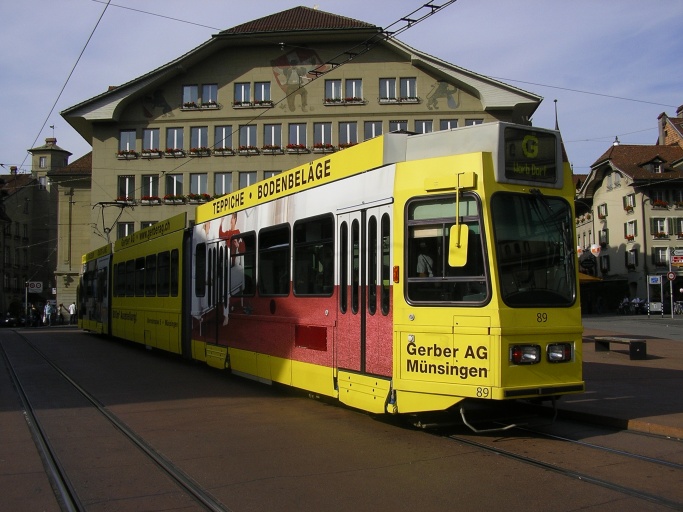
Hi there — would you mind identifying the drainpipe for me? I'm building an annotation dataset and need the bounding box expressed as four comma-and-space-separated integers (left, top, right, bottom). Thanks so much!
67, 188, 74, 270
640, 195, 649, 280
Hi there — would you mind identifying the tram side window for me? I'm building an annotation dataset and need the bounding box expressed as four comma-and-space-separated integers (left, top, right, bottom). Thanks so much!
406, 194, 487, 303
171, 249, 179, 296
258, 224, 290, 296
145, 254, 156, 296
97, 267, 107, 301
115, 262, 126, 296
381, 213, 391, 315
195, 243, 206, 297
368, 215, 377, 314
340, 222, 348, 313
84, 271, 93, 298
110, 266, 116, 297
125, 259, 135, 297
84, 261, 95, 298
293, 214, 334, 296
231, 232, 255, 297
135, 257, 145, 297
157, 251, 170, 296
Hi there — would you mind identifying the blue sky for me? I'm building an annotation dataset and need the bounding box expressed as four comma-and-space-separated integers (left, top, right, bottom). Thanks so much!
1, 0, 681, 176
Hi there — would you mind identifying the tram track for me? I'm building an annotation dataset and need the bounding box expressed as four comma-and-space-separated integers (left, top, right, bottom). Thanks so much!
428, 414, 683, 511
0, 330, 230, 512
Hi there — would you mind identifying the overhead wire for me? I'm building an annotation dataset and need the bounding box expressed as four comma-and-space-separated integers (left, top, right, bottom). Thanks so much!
19, 0, 112, 174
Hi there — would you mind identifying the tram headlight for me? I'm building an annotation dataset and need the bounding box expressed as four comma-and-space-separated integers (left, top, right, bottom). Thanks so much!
510, 345, 541, 365
547, 343, 572, 363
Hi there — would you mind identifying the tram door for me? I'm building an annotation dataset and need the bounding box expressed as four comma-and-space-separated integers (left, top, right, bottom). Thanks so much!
202, 241, 228, 345
336, 204, 392, 376
96, 256, 110, 334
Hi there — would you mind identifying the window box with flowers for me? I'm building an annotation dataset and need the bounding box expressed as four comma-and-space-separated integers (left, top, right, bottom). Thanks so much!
189, 147, 211, 157
653, 232, 669, 240
399, 96, 420, 103
323, 97, 366, 106
254, 100, 274, 108
625, 234, 635, 242
286, 143, 309, 154
344, 97, 365, 104
624, 205, 634, 213
117, 150, 138, 160
201, 101, 219, 109
181, 101, 199, 110
677, 233, 683, 240
163, 194, 186, 204
164, 148, 185, 158
338, 142, 357, 150
116, 196, 135, 205
140, 196, 161, 205
141, 149, 163, 159
261, 145, 283, 155
232, 100, 253, 108
652, 200, 669, 209
187, 193, 211, 204
238, 145, 259, 156
312, 143, 336, 154
213, 147, 235, 156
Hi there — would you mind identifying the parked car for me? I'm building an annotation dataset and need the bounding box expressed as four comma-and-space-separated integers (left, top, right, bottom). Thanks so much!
2, 313, 19, 327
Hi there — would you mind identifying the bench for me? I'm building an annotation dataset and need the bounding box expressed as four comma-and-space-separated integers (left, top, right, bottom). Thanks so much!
594, 336, 647, 360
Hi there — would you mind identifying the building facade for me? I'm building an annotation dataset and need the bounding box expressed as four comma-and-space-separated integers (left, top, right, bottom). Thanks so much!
48, 153, 93, 310
576, 106, 683, 311
61, 6, 544, 254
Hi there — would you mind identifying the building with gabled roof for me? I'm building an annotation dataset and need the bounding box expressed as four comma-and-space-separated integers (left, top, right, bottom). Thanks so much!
61, 5, 546, 256
576, 105, 683, 311
48, 152, 93, 309
659, 105, 683, 148
0, 165, 52, 317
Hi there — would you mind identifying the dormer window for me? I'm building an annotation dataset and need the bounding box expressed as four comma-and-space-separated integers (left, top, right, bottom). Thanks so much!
646, 158, 665, 173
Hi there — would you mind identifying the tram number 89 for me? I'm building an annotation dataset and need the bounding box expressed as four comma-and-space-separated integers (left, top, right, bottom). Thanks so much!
476, 387, 490, 398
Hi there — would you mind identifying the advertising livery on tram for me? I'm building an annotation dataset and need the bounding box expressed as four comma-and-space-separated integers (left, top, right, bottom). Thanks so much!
79, 122, 584, 416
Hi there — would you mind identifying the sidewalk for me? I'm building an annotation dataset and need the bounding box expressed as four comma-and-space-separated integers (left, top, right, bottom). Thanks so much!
556, 315, 683, 438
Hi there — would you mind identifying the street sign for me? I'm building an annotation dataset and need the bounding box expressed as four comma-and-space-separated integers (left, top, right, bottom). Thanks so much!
667, 271, 677, 281
26, 281, 43, 294
648, 275, 662, 285
672, 255, 683, 265
673, 249, 683, 256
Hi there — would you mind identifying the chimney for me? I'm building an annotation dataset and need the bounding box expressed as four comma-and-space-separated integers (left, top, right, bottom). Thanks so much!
45, 137, 57, 146
10, 166, 17, 175
677, 104, 683, 118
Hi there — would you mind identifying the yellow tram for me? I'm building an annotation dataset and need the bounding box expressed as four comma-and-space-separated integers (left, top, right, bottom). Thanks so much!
80, 122, 584, 415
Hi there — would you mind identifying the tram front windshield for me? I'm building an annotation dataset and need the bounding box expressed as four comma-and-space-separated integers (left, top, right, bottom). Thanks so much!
491, 192, 575, 307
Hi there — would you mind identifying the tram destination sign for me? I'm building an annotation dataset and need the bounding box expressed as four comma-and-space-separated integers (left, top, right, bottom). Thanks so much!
503, 127, 558, 184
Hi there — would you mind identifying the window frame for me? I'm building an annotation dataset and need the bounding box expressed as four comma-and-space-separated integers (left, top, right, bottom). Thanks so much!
258, 223, 291, 297
293, 214, 334, 297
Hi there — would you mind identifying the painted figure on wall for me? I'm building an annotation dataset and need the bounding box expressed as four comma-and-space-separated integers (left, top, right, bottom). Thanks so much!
272, 49, 330, 112
426, 81, 460, 110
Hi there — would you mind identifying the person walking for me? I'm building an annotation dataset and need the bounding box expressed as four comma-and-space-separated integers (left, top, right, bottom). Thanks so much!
69, 302, 77, 325
44, 302, 54, 326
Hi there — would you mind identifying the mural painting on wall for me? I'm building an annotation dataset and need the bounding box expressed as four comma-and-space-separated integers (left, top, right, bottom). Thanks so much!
426, 81, 460, 110
142, 90, 174, 118
271, 49, 331, 112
